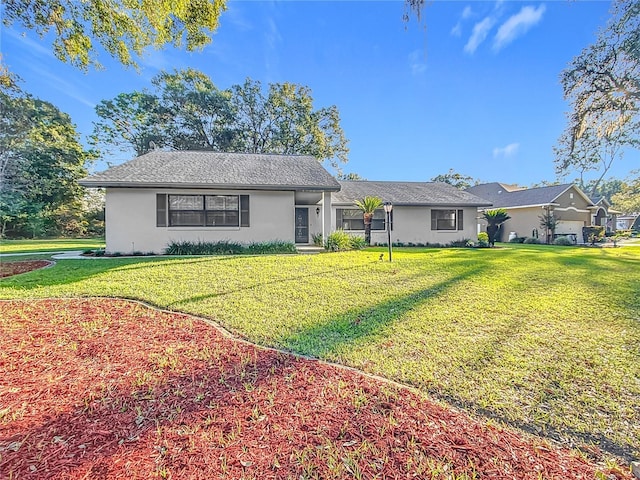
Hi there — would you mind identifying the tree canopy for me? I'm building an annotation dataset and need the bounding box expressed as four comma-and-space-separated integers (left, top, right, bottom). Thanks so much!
0, 84, 93, 237
92, 71, 349, 168
556, 0, 639, 188
611, 171, 640, 213
430, 169, 477, 189
3, 0, 226, 70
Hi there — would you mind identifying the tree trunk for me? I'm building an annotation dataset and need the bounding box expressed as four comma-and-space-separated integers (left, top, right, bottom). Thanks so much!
363, 213, 373, 246
487, 225, 499, 247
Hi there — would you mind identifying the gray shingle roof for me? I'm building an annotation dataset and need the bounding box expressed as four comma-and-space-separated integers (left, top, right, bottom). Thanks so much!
333, 181, 493, 206
79, 151, 341, 191
466, 183, 576, 208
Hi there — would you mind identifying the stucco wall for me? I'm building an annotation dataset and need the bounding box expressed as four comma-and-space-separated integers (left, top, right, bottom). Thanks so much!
482, 205, 589, 243
105, 188, 295, 253
332, 206, 479, 245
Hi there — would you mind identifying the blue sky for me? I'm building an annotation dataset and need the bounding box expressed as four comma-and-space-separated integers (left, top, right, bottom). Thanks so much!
2, 0, 637, 186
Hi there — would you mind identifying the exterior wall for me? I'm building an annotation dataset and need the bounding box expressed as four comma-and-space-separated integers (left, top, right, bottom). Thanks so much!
480, 205, 590, 244
105, 188, 295, 253
332, 205, 479, 245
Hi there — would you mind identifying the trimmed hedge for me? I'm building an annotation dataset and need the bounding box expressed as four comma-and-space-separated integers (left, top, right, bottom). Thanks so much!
164, 240, 296, 256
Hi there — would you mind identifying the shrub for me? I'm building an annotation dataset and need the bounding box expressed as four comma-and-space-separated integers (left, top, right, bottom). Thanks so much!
325, 230, 354, 252
523, 237, 541, 244
312, 233, 323, 247
246, 241, 297, 254
477, 232, 489, 243
583, 226, 605, 244
448, 238, 470, 248
349, 236, 367, 250
509, 237, 526, 244
553, 236, 574, 246
164, 240, 295, 255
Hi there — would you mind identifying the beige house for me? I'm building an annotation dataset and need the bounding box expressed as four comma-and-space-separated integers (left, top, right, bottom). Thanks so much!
80, 151, 492, 254
333, 181, 491, 246
467, 183, 616, 244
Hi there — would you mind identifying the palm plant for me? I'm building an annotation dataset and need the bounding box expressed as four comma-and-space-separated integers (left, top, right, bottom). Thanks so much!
354, 196, 383, 246
482, 208, 511, 247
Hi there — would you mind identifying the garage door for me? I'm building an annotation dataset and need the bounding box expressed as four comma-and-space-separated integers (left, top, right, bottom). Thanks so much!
556, 221, 584, 244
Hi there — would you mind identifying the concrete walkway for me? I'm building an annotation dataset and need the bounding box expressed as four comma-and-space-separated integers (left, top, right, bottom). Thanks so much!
0, 250, 87, 260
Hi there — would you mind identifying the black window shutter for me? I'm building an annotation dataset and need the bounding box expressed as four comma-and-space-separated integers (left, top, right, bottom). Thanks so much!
240, 195, 250, 227
156, 194, 167, 227
390, 210, 393, 231
431, 210, 437, 230
336, 209, 343, 228
457, 209, 464, 230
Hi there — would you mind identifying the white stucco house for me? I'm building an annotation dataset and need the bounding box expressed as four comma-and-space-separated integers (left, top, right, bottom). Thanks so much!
80, 151, 492, 254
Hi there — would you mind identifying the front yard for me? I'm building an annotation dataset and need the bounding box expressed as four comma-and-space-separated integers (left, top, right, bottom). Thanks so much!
1, 244, 639, 473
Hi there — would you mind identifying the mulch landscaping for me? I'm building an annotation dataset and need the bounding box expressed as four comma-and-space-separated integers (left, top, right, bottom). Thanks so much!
0, 296, 631, 480
0, 260, 53, 278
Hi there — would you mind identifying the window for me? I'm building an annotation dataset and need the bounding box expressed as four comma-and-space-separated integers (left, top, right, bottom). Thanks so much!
158, 194, 250, 227
431, 209, 464, 231
336, 208, 388, 231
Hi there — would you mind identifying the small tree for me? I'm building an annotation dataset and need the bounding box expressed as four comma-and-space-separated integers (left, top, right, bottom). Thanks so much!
539, 211, 560, 244
482, 209, 511, 247
354, 196, 383, 246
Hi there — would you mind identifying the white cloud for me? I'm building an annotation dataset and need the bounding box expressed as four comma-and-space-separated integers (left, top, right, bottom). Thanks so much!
451, 5, 473, 37
408, 50, 426, 75
493, 143, 520, 158
464, 17, 496, 54
493, 4, 546, 51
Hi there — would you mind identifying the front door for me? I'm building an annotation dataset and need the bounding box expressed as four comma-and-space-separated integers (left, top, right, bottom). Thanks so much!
295, 208, 309, 243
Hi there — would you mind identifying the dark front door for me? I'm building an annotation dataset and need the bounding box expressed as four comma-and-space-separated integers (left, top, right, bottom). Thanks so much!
295, 208, 309, 243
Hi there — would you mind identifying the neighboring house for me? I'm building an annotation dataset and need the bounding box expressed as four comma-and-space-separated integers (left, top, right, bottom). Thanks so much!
332, 181, 491, 246
80, 151, 492, 253
590, 196, 619, 233
466, 182, 616, 244
79, 151, 339, 253
617, 214, 639, 231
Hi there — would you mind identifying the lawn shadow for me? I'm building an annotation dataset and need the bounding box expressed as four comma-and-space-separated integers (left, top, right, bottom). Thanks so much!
280, 263, 488, 358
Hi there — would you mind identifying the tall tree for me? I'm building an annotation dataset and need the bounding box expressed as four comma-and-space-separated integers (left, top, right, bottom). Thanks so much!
612, 171, 640, 213
92, 91, 166, 157
430, 169, 477, 189
554, 124, 632, 197
3, 0, 226, 70
152, 69, 237, 151
231, 78, 349, 168
93, 72, 350, 167
0, 85, 92, 237
556, 0, 639, 185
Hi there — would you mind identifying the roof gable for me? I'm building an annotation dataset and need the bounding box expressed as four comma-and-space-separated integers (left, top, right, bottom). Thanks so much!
79, 151, 341, 191
334, 181, 492, 206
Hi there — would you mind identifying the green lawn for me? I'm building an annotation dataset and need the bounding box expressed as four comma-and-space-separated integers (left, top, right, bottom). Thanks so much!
0, 237, 104, 254
1, 244, 639, 460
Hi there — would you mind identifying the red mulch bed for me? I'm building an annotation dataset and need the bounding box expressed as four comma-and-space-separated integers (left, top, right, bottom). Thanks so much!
0, 299, 630, 480
0, 260, 53, 278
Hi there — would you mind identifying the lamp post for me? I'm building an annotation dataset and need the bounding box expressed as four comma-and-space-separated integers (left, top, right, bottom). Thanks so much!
383, 202, 393, 262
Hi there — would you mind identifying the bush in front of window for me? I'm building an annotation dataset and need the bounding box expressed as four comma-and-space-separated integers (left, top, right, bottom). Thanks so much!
246, 241, 297, 254
164, 240, 296, 255
324, 230, 366, 252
